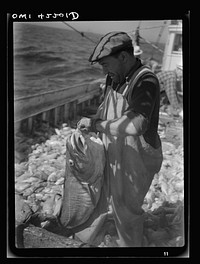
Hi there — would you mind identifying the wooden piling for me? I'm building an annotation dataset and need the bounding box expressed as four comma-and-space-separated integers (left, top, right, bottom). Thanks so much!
42, 111, 47, 121
54, 107, 59, 126
59, 105, 64, 124
70, 101, 77, 120
27, 117, 33, 132
64, 103, 70, 123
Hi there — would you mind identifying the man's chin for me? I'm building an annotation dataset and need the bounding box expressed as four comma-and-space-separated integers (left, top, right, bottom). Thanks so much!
109, 75, 118, 83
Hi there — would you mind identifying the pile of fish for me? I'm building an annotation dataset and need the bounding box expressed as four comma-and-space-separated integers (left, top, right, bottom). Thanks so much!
140, 114, 184, 247
143, 142, 184, 212
15, 124, 72, 223
14, 113, 184, 247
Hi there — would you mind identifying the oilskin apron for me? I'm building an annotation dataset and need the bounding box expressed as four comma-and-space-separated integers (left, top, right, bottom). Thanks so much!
98, 67, 163, 247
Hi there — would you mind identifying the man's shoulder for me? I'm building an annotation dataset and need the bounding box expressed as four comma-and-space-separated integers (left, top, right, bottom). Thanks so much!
134, 66, 159, 87
132, 65, 157, 82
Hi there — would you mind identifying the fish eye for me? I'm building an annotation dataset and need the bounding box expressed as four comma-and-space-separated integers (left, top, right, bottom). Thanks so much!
69, 159, 74, 166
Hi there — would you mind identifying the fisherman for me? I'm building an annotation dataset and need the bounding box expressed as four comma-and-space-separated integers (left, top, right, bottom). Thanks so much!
78, 32, 163, 247
156, 69, 181, 115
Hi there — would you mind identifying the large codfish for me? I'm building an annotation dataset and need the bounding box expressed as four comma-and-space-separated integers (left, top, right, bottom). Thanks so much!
59, 129, 106, 229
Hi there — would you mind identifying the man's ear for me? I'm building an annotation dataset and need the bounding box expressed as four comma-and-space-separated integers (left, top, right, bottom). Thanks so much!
118, 51, 129, 63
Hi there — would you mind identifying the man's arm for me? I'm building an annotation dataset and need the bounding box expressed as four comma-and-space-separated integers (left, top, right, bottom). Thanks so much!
95, 76, 159, 137
95, 113, 148, 137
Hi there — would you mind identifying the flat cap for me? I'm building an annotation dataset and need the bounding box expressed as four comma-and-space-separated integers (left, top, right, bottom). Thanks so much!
89, 31, 133, 63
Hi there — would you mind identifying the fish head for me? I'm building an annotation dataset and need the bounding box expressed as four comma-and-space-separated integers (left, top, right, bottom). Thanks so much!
65, 129, 105, 182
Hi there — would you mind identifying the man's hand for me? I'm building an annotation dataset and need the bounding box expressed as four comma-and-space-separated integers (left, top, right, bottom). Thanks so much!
77, 117, 92, 131
77, 117, 102, 133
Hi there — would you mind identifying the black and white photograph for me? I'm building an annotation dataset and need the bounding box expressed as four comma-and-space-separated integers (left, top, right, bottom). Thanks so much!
7, 14, 189, 258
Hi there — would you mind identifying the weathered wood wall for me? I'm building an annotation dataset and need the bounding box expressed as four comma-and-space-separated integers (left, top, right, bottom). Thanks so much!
14, 79, 103, 133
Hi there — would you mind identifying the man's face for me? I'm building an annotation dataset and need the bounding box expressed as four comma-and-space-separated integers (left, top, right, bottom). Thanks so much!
98, 55, 124, 84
